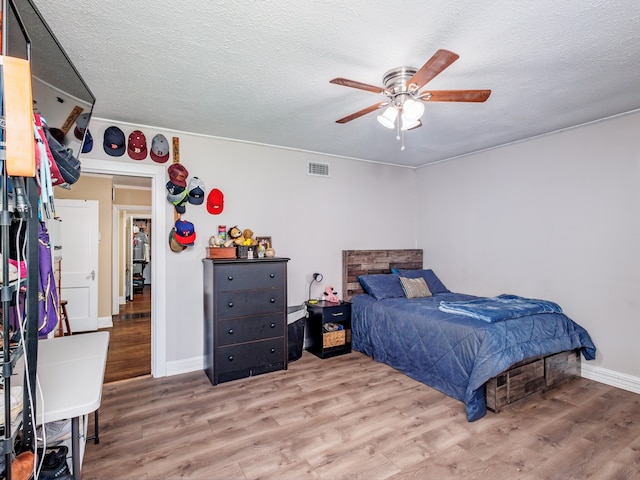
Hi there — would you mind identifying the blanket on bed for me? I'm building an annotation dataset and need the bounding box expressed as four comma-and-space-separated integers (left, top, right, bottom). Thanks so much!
438, 294, 563, 323
352, 293, 596, 422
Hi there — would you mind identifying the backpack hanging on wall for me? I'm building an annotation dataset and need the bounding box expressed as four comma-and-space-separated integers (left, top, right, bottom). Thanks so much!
43, 120, 81, 185
34, 113, 65, 187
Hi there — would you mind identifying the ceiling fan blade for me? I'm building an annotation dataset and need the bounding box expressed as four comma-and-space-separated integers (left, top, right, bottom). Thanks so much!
422, 89, 491, 102
406, 49, 460, 91
330, 77, 388, 94
336, 102, 388, 123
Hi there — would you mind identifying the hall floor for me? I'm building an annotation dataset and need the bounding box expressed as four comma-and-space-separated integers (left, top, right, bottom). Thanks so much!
101, 286, 151, 384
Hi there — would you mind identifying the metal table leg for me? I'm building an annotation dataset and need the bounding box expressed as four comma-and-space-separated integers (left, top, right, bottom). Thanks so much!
71, 417, 80, 480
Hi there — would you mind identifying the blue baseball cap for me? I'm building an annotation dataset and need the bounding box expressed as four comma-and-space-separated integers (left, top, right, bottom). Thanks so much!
103, 126, 125, 156
174, 219, 196, 246
81, 130, 93, 153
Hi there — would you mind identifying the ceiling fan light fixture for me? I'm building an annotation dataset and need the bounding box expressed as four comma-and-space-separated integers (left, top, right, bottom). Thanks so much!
377, 106, 398, 129
402, 98, 425, 122
401, 114, 421, 131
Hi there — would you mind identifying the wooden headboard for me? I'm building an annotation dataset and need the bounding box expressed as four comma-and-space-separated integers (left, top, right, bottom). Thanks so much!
342, 249, 423, 301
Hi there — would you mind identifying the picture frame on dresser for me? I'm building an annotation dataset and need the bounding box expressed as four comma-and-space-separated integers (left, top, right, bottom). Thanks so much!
256, 236, 272, 249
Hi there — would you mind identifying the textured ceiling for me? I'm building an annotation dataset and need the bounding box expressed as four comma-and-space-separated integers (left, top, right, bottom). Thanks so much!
30, 0, 640, 168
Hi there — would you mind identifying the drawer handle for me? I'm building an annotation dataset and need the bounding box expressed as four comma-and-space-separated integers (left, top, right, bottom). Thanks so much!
228, 302, 234, 308
228, 328, 234, 335
270, 273, 275, 278
270, 298, 276, 303
270, 323, 276, 328
227, 275, 233, 281
228, 355, 234, 362
270, 348, 276, 354
331, 312, 344, 317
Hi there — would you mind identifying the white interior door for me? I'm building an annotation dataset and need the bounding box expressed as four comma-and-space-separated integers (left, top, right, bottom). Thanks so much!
56, 199, 99, 332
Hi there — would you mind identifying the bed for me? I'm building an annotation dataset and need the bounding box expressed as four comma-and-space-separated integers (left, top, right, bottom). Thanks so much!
342, 249, 596, 421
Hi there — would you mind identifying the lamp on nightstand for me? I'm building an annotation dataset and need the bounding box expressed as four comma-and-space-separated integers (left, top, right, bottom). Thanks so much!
308, 272, 323, 303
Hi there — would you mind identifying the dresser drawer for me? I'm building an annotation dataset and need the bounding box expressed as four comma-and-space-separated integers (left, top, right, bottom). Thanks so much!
217, 313, 285, 346
216, 338, 285, 374
216, 290, 285, 319
215, 263, 286, 292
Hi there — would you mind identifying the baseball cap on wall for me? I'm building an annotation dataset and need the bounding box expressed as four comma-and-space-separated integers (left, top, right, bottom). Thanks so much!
74, 113, 91, 140
166, 180, 185, 197
150, 134, 170, 163
174, 219, 196, 246
127, 130, 148, 160
173, 190, 189, 214
187, 177, 206, 205
168, 163, 189, 188
168, 227, 186, 253
206, 188, 224, 215
49, 127, 66, 144
81, 130, 93, 153
103, 126, 126, 156
167, 188, 188, 205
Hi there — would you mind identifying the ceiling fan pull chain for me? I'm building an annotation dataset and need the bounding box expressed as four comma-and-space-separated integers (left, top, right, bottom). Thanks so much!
395, 112, 401, 141
401, 130, 406, 151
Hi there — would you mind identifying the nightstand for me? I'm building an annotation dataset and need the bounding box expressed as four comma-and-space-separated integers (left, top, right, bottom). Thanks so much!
304, 301, 352, 359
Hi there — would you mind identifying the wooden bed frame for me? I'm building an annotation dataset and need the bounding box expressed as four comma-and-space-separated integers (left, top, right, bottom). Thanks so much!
341, 249, 423, 301
342, 249, 581, 412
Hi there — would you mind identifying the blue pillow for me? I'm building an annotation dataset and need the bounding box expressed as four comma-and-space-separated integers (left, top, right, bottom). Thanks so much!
358, 274, 405, 300
391, 269, 450, 294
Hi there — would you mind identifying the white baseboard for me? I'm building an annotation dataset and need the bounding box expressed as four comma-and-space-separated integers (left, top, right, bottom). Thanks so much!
119, 296, 126, 305
582, 363, 640, 395
165, 356, 204, 377
98, 316, 113, 329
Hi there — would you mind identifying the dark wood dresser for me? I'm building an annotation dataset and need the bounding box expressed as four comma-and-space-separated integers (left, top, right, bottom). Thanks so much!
203, 257, 289, 385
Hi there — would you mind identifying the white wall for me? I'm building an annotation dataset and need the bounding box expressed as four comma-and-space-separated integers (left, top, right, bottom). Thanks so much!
415, 111, 640, 383
82, 119, 418, 369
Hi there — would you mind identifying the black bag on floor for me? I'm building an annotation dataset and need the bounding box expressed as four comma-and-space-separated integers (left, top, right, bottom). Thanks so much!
39, 445, 70, 479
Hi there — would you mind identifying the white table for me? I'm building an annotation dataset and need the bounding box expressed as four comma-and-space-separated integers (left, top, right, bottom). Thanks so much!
36, 331, 109, 479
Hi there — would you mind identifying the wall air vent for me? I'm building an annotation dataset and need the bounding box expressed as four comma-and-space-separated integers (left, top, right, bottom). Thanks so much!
307, 161, 330, 177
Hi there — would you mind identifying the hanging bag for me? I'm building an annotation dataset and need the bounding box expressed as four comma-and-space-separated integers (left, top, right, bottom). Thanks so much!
37, 221, 60, 337
42, 117, 81, 185
34, 113, 65, 186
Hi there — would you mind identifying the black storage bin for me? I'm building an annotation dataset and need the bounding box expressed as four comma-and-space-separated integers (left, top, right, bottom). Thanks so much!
287, 305, 306, 362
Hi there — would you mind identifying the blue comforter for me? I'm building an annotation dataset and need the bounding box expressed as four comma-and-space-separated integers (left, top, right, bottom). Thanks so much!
352, 292, 596, 421
438, 294, 563, 323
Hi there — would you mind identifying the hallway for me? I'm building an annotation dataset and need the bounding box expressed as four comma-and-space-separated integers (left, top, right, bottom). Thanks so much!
102, 287, 151, 383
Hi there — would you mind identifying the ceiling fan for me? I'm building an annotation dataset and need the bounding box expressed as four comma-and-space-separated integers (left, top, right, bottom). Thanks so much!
330, 49, 491, 148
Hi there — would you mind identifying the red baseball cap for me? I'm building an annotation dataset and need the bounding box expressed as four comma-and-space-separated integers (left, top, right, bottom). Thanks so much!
206, 188, 224, 215
127, 130, 147, 160
167, 163, 189, 187
174, 219, 196, 246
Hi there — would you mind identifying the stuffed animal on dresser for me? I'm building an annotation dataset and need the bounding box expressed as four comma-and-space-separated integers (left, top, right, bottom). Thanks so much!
323, 286, 339, 303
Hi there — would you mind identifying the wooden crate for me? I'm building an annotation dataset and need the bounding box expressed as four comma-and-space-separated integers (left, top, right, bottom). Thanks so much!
545, 349, 580, 387
486, 349, 581, 413
486, 358, 545, 412
207, 247, 236, 259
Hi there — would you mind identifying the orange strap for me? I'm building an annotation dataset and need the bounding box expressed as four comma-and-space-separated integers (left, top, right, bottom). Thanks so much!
3, 56, 36, 177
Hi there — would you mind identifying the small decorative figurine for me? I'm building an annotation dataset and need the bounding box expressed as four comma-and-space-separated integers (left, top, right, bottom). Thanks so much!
323, 286, 339, 303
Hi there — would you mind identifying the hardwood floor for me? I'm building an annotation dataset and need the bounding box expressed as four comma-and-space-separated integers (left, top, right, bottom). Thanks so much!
101, 286, 151, 384
82, 351, 640, 480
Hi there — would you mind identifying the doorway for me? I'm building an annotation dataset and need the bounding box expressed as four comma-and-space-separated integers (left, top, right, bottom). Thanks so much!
106, 205, 153, 382
83, 157, 167, 378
